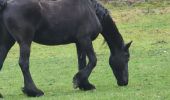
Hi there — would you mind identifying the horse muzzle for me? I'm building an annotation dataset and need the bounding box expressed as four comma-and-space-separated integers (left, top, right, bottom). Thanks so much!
117, 80, 128, 86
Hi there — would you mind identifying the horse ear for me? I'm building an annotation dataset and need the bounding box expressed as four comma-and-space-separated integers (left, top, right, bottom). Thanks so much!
124, 41, 133, 51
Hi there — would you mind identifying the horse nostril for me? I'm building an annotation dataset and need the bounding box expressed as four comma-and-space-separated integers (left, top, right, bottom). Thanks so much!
117, 81, 128, 86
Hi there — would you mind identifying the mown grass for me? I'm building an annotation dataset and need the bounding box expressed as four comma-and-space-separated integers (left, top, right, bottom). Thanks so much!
0, 5, 170, 100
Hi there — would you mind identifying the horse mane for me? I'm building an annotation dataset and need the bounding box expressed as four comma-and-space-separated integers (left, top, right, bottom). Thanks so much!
90, 0, 109, 23
91, 0, 125, 49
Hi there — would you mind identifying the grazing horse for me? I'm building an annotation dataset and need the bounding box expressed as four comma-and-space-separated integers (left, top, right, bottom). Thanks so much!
0, 0, 132, 97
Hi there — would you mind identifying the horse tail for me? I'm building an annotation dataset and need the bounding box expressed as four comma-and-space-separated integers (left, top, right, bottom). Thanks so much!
0, 0, 7, 11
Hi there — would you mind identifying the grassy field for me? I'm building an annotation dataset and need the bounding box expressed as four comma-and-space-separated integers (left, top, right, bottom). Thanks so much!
0, 4, 170, 100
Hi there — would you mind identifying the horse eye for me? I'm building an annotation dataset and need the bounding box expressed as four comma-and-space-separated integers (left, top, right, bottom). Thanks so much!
125, 54, 130, 62
124, 53, 129, 58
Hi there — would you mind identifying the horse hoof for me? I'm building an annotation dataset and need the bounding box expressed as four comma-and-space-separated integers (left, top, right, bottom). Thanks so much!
73, 75, 80, 89
22, 87, 44, 97
73, 73, 96, 91
79, 83, 96, 91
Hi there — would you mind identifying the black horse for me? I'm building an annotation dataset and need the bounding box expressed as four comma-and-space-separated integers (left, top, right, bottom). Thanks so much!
0, 0, 132, 97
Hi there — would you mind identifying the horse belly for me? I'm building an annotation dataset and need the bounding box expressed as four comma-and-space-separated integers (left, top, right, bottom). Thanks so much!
33, 31, 75, 45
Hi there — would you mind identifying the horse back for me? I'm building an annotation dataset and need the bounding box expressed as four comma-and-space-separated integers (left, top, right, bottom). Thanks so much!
2, 0, 102, 45
38, 0, 102, 35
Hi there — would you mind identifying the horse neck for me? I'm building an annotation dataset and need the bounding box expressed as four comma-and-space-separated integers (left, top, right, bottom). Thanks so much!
101, 15, 124, 54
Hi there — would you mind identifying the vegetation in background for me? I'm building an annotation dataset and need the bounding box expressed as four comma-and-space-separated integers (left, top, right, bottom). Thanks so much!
0, 2, 170, 100
101, 0, 170, 7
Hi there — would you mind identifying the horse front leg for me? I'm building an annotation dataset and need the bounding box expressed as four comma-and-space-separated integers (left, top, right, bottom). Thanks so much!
75, 43, 95, 90
19, 42, 44, 97
76, 43, 86, 71
73, 38, 96, 91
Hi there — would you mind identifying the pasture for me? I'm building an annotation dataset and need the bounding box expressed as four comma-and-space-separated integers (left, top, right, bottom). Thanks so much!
0, 4, 170, 100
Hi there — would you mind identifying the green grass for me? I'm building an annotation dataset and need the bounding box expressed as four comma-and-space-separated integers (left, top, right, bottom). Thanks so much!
0, 6, 170, 100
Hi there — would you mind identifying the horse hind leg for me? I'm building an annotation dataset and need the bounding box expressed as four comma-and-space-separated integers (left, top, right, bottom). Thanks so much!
0, 32, 15, 70
19, 41, 44, 97
0, 32, 15, 98
6, 23, 44, 97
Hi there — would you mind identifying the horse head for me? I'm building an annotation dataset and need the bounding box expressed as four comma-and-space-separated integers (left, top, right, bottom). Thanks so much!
109, 41, 132, 86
